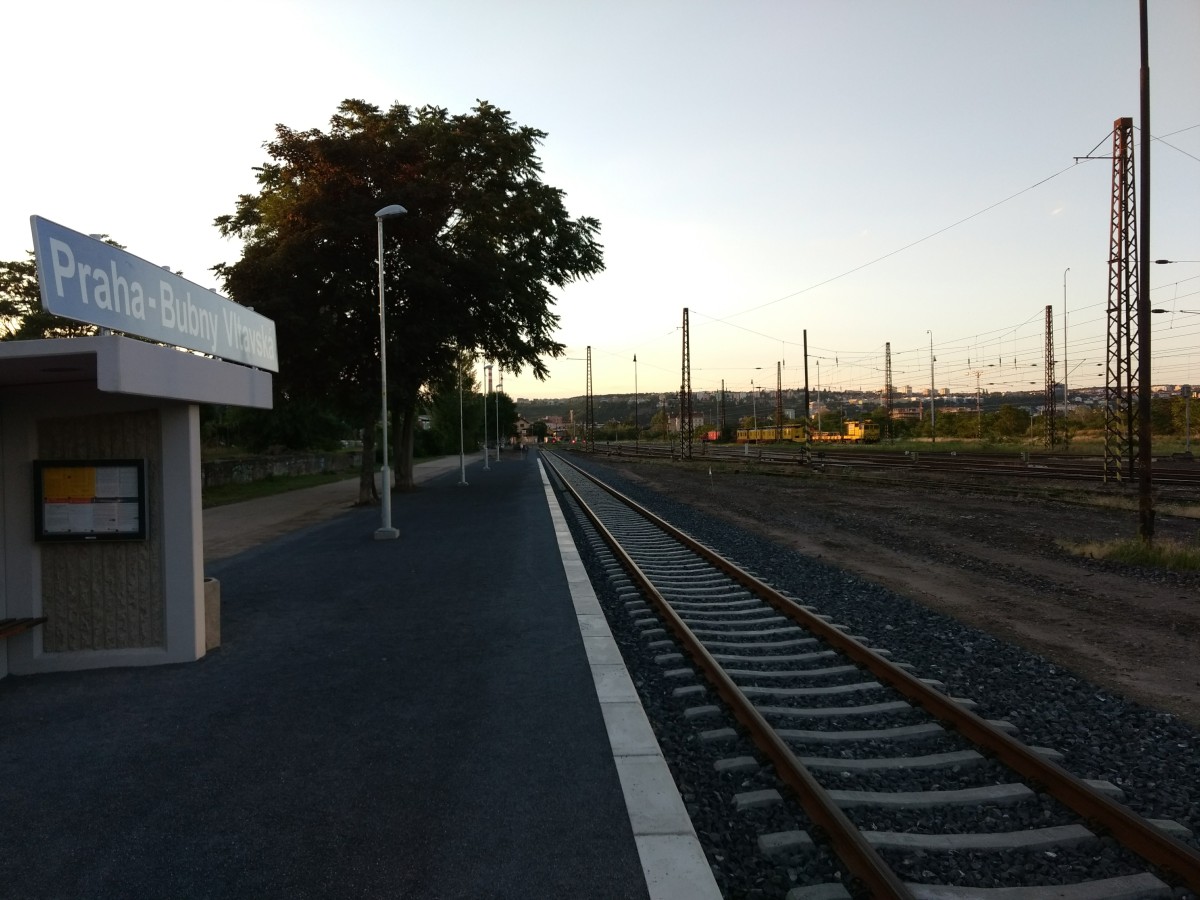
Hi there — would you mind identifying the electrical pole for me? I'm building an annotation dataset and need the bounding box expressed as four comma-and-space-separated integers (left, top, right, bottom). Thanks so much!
585, 346, 594, 452
802, 330, 810, 430
1045, 305, 1057, 447
680, 308, 693, 459
1137, 0, 1154, 539
775, 361, 783, 442
928, 330, 936, 444
884, 342, 893, 442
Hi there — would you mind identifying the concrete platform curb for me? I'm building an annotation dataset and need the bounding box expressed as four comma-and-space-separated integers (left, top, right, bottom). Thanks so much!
539, 460, 721, 900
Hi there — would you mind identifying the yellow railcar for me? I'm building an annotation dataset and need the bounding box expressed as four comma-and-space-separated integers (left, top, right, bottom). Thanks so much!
736, 421, 879, 444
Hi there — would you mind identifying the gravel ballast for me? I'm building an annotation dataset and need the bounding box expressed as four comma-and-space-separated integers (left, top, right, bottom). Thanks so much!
548, 453, 1200, 899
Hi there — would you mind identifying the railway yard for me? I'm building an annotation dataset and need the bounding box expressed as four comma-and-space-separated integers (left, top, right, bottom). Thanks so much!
546, 448, 1200, 898
581, 447, 1200, 726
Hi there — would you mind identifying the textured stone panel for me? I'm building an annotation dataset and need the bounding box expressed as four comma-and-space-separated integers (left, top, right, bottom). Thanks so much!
38, 410, 165, 651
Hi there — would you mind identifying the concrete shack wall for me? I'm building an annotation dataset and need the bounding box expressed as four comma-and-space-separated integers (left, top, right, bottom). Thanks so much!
1, 385, 204, 677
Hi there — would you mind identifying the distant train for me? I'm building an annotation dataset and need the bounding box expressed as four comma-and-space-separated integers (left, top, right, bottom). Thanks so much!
735, 420, 879, 444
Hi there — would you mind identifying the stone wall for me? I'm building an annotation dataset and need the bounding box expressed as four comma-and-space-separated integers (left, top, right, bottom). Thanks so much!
201, 452, 359, 488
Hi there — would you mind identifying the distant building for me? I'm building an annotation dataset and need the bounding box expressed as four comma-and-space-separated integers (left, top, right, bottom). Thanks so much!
670, 413, 706, 432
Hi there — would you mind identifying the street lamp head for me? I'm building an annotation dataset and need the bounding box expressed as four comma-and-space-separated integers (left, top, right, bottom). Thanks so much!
376, 204, 408, 220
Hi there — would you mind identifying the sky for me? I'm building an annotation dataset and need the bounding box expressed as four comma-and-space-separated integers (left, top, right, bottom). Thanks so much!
3, 0, 1198, 404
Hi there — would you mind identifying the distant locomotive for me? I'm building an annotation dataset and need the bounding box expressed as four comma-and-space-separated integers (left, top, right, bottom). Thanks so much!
735, 420, 879, 444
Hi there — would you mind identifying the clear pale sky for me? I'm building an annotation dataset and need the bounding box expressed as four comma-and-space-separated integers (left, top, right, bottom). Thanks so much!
3, 1, 1197, 402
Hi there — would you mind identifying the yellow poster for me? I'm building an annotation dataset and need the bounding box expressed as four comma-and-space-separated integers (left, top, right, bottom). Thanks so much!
41, 466, 97, 502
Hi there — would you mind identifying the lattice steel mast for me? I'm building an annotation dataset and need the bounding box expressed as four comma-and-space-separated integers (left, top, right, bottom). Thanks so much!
1104, 118, 1138, 482
774, 361, 783, 442
680, 308, 693, 459
884, 342, 893, 442
585, 345, 595, 452
1044, 305, 1057, 447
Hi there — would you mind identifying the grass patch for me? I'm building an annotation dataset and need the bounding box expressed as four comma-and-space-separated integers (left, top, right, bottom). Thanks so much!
203, 471, 357, 509
1061, 536, 1200, 571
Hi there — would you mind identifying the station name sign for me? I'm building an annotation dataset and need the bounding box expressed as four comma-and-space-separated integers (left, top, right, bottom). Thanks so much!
30, 216, 278, 372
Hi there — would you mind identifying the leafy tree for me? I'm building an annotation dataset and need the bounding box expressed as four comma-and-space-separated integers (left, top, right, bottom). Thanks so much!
987, 404, 1031, 440
215, 99, 603, 500
220, 402, 350, 454
494, 392, 519, 447
649, 407, 669, 438
1, 252, 99, 339
425, 353, 482, 455
1150, 397, 1176, 435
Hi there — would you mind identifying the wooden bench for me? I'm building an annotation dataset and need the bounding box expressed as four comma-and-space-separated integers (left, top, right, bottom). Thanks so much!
0, 617, 47, 639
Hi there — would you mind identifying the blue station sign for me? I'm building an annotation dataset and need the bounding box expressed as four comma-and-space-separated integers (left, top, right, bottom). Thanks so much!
30, 216, 278, 372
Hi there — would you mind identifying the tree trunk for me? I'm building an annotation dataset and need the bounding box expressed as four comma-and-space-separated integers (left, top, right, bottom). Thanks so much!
358, 415, 378, 505
393, 389, 418, 492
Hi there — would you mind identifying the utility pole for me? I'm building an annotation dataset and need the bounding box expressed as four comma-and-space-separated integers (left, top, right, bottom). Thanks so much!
973, 370, 983, 439
680, 308, 693, 459
928, 330, 937, 444
1105, 117, 1138, 485
802, 330, 810, 431
774, 361, 783, 442
585, 346, 594, 452
1044, 305, 1057, 447
1137, 0, 1154, 539
884, 342, 894, 442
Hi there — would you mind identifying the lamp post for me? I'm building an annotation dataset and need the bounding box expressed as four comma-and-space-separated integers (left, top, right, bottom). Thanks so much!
483, 363, 491, 471
495, 366, 502, 458
457, 349, 468, 486
633, 354, 639, 452
374, 203, 406, 541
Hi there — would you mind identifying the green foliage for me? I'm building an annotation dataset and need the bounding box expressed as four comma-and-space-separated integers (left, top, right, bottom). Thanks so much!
649, 407, 669, 438
214, 99, 604, 483
1151, 396, 1192, 435
421, 353, 481, 454
1066, 536, 1200, 572
986, 404, 1031, 440
219, 401, 350, 454
0, 253, 97, 339
203, 471, 355, 509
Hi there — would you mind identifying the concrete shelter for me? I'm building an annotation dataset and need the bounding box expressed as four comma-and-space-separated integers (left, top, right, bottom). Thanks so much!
0, 335, 272, 679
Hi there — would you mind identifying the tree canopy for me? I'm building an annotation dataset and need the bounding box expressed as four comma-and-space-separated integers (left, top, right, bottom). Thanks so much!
214, 99, 603, 490
1, 252, 102, 340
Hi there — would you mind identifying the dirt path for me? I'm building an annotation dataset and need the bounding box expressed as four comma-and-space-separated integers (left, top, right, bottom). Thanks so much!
598, 458, 1200, 726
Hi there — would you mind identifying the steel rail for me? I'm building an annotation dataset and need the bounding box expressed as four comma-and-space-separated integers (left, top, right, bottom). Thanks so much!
584, 444, 1200, 487
548, 451, 1200, 894
543, 453, 915, 899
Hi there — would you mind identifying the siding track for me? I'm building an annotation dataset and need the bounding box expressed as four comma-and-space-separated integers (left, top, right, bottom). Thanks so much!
543, 451, 1200, 899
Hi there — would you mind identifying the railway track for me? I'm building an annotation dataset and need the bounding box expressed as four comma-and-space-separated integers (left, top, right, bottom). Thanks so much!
542, 450, 1200, 899
586, 441, 1200, 490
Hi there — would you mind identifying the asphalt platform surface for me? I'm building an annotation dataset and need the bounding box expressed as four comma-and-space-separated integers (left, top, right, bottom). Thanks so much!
0, 451, 652, 899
